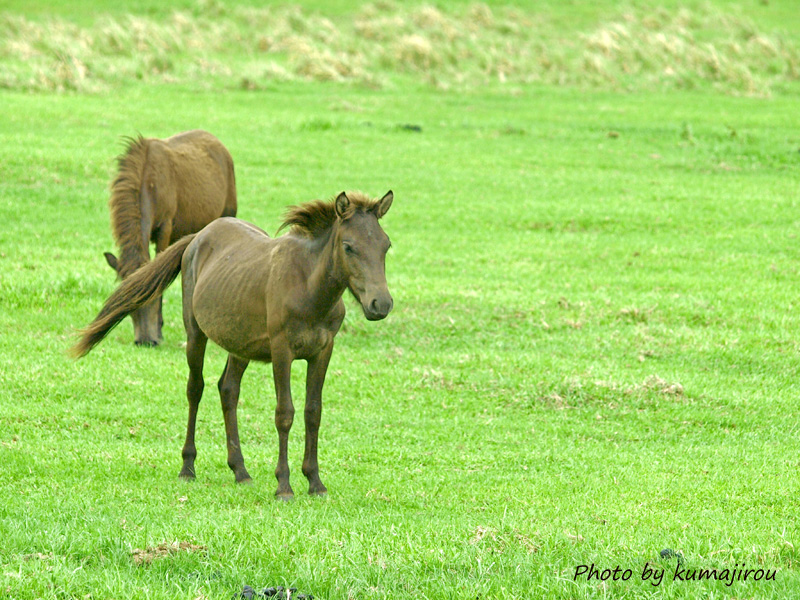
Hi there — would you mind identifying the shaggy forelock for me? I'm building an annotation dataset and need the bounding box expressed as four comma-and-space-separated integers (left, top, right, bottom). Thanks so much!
280, 191, 380, 238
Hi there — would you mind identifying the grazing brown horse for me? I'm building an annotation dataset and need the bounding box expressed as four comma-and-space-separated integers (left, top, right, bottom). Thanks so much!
72, 191, 394, 499
105, 129, 237, 347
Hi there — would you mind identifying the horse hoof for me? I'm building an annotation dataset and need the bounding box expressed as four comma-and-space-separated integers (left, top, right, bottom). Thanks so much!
236, 477, 253, 485
178, 471, 196, 481
275, 492, 294, 502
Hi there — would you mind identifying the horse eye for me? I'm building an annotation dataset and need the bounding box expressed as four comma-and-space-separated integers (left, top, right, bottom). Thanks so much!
343, 242, 355, 255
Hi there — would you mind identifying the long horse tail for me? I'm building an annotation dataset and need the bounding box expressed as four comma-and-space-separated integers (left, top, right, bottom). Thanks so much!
110, 135, 149, 278
70, 234, 196, 358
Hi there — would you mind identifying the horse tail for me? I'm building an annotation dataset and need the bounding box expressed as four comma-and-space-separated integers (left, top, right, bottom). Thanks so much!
109, 135, 149, 278
70, 234, 196, 358
222, 147, 237, 218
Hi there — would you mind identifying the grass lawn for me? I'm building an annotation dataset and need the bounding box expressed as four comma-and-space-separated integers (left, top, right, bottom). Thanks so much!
1, 2, 799, 599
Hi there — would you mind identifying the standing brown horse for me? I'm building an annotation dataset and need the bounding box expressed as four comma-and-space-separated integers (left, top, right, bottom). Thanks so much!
72, 191, 394, 500
105, 129, 237, 347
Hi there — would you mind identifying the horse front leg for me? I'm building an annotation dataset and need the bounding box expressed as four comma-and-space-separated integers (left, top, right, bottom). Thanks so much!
151, 223, 173, 344
303, 343, 333, 496
271, 346, 295, 500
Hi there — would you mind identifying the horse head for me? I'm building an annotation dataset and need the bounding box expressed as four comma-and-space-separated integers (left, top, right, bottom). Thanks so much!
104, 252, 163, 346
333, 191, 394, 321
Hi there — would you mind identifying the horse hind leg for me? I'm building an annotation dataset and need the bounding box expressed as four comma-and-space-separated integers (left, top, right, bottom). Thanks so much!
218, 355, 251, 483
179, 314, 206, 480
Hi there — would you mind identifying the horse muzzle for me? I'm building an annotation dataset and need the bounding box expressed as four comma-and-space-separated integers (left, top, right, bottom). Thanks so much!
363, 295, 393, 321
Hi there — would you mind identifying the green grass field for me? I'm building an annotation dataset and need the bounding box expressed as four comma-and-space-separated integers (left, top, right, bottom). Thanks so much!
1, 1, 799, 599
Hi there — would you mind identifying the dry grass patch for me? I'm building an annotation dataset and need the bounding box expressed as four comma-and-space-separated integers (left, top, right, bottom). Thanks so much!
1, 3, 797, 94
131, 541, 207, 565
469, 525, 539, 554
536, 374, 686, 410
580, 8, 800, 94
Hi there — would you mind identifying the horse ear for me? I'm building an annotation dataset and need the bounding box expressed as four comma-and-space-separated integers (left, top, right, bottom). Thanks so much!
334, 192, 350, 219
104, 252, 119, 273
374, 190, 393, 219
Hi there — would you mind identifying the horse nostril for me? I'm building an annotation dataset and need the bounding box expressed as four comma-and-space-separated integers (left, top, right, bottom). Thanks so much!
369, 298, 379, 313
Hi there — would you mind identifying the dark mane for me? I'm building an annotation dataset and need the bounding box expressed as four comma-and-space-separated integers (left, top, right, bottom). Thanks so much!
109, 135, 149, 277
279, 191, 380, 238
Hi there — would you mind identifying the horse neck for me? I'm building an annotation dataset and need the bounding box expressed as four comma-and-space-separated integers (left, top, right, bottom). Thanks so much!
110, 138, 152, 279
118, 244, 149, 279
304, 223, 347, 315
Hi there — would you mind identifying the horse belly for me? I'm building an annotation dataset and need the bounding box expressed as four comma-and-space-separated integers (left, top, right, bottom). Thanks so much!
192, 273, 272, 362
171, 165, 230, 238
172, 189, 228, 239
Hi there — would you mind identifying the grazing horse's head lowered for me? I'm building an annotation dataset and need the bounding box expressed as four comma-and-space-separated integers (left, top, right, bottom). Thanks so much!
104, 252, 163, 346
72, 190, 395, 500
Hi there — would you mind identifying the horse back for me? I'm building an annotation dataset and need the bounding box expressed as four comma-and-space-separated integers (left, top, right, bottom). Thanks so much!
145, 130, 237, 241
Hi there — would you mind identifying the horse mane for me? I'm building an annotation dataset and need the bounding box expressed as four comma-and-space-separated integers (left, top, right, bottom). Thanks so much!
279, 191, 380, 238
109, 135, 150, 277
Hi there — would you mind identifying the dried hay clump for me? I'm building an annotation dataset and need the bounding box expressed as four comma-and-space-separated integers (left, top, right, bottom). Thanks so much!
131, 541, 207, 565
393, 34, 439, 71
640, 375, 685, 397
469, 525, 539, 554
